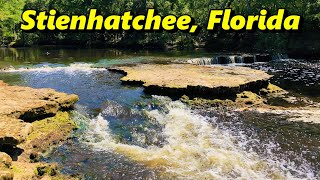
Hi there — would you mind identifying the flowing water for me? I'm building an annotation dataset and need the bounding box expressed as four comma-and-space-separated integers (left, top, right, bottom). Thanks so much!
0, 48, 319, 179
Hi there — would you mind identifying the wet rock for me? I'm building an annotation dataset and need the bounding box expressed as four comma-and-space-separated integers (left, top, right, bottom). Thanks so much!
242, 54, 255, 63
255, 54, 272, 62
181, 91, 270, 111
109, 64, 272, 99
22, 112, 77, 160
260, 83, 288, 96
254, 108, 320, 124
35, 163, 58, 177
8, 161, 72, 180
217, 56, 232, 64
236, 91, 266, 106
101, 101, 134, 120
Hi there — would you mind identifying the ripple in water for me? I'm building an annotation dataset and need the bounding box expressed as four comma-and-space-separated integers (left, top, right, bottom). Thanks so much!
1, 63, 317, 179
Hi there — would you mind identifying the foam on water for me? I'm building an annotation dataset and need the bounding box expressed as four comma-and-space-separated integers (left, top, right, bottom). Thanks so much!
2, 62, 316, 179
83, 96, 314, 179
2, 63, 105, 74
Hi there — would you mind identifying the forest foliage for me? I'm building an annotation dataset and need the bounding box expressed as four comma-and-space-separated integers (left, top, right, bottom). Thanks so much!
0, 0, 319, 53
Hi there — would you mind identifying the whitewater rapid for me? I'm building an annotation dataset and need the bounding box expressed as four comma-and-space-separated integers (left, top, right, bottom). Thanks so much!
82, 96, 314, 179
1, 63, 316, 179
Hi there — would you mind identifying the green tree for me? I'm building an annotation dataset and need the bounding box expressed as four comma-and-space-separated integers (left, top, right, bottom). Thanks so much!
0, 0, 26, 44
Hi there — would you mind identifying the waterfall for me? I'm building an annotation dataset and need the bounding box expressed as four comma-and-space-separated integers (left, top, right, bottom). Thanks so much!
187, 58, 213, 65
271, 53, 289, 61
186, 54, 273, 65
235, 56, 244, 63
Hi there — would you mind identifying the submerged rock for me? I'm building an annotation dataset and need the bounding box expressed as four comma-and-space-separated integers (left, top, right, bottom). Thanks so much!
109, 64, 272, 99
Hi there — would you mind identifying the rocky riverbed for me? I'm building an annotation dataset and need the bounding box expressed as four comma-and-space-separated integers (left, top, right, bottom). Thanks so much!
0, 48, 319, 179
109, 64, 320, 124
0, 81, 78, 179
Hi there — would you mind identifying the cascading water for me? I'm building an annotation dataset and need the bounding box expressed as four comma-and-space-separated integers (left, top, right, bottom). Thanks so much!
0, 58, 319, 179
186, 54, 278, 65
81, 96, 315, 179
186, 55, 253, 65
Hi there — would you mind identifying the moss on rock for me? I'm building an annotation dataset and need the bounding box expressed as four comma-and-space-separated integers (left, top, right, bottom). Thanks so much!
236, 91, 266, 106
24, 112, 77, 157
260, 83, 287, 96
0, 81, 79, 179
181, 95, 235, 109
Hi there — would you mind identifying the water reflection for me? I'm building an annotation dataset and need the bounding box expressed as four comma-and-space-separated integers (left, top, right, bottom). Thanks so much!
0, 47, 214, 67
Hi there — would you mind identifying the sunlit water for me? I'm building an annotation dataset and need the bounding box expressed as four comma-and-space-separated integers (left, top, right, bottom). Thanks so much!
0, 48, 319, 179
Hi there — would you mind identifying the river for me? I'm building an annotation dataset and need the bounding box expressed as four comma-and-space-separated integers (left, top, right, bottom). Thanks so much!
0, 47, 319, 179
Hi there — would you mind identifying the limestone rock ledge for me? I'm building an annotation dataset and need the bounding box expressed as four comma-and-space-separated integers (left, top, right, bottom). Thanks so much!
181, 83, 320, 124
109, 64, 272, 99
0, 81, 79, 179
0, 81, 78, 122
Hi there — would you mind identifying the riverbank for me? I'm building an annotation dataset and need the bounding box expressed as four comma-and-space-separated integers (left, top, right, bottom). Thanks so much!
4, 36, 320, 61
0, 81, 78, 179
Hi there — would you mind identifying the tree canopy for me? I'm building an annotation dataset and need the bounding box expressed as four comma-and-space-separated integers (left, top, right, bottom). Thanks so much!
0, 0, 319, 54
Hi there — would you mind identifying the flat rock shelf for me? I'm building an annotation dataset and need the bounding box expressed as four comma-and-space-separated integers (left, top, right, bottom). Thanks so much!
108, 64, 273, 99
0, 80, 79, 179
